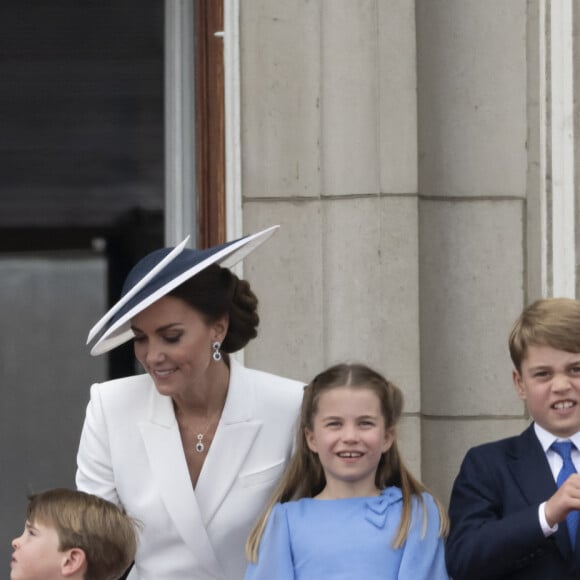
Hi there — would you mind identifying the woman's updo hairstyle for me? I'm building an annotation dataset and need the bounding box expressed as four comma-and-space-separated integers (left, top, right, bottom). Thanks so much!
168, 264, 259, 353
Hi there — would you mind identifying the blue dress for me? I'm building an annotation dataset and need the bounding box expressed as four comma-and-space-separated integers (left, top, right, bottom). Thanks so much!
245, 487, 448, 579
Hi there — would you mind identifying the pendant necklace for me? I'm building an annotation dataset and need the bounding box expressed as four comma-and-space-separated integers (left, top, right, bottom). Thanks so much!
194, 416, 214, 453
176, 408, 213, 454
195, 432, 207, 453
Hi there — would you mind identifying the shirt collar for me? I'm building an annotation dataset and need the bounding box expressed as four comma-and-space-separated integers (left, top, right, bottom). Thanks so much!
534, 422, 580, 451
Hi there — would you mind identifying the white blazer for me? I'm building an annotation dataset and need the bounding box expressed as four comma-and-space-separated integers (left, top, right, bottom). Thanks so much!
76, 359, 304, 580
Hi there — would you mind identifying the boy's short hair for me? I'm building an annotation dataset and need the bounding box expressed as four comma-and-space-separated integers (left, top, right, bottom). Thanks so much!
509, 297, 580, 371
26, 488, 137, 580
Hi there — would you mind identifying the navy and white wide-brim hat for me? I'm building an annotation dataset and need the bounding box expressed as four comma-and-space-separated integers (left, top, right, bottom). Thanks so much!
87, 225, 279, 356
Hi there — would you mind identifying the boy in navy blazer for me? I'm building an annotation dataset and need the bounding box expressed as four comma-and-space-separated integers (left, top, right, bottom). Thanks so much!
446, 298, 580, 579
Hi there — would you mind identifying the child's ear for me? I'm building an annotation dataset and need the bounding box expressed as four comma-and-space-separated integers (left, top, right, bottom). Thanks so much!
305, 428, 317, 453
512, 368, 526, 400
61, 547, 87, 577
382, 427, 395, 454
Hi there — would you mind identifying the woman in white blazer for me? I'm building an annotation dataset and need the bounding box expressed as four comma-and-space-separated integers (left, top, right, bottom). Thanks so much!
76, 226, 304, 579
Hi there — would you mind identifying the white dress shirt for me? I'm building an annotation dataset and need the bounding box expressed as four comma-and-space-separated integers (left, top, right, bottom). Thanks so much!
534, 422, 580, 536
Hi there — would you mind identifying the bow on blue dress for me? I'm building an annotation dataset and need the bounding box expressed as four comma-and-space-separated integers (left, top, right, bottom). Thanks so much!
365, 488, 404, 529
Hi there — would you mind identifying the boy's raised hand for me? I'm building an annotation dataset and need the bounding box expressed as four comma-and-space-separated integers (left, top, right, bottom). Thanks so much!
545, 473, 580, 527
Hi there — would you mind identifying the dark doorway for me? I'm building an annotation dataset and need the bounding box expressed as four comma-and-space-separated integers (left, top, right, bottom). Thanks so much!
0, 2, 227, 574
0, 1, 164, 572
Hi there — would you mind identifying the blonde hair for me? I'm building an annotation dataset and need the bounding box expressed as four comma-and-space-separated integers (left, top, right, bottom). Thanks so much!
509, 298, 580, 371
246, 363, 449, 562
26, 488, 138, 580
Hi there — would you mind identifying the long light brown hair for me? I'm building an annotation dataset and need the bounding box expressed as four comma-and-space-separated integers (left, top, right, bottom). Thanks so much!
246, 363, 449, 562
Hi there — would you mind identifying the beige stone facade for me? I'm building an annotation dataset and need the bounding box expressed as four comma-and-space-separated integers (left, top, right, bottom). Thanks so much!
237, 0, 577, 506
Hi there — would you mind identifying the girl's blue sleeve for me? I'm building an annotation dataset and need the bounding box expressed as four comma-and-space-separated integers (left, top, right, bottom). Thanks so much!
245, 503, 295, 580
398, 493, 449, 580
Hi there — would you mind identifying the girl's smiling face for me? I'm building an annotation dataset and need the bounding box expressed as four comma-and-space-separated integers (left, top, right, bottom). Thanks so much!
131, 295, 227, 399
305, 386, 394, 498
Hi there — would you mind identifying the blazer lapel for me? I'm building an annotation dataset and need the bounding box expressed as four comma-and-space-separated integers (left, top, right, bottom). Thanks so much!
507, 424, 573, 560
139, 389, 223, 577
195, 360, 262, 526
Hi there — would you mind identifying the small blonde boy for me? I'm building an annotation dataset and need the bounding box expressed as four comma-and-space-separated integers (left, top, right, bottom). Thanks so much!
11, 488, 137, 580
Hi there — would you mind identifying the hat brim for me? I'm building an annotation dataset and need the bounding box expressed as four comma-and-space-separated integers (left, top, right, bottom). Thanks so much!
88, 225, 279, 356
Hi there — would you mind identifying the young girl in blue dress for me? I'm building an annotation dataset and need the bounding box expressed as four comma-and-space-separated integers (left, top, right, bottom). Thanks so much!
245, 363, 449, 579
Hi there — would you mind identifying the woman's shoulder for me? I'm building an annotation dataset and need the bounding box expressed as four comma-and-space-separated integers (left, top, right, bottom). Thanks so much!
84, 374, 159, 429
93, 373, 152, 392
90, 373, 155, 406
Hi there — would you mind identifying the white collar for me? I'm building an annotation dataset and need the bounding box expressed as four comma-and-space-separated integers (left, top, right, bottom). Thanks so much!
534, 422, 580, 452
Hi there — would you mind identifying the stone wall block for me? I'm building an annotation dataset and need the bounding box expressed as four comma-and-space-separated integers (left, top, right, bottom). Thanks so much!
241, 0, 321, 197
419, 199, 524, 415
378, 0, 418, 193
321, 0, 380, 195
244, 202, 323, 382
422, 418, 530, 507
398, 415, 422, 480
324, 196, 421, 412
417, 0, 527, 197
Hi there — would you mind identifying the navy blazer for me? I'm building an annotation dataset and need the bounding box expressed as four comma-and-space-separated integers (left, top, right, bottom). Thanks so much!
446, 424, 580, 580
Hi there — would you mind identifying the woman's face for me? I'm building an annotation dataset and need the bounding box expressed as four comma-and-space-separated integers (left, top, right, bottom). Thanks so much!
131, 295, 226, 397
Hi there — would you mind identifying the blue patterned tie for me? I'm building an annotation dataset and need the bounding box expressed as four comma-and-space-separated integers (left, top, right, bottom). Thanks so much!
552, 440, 579, 549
